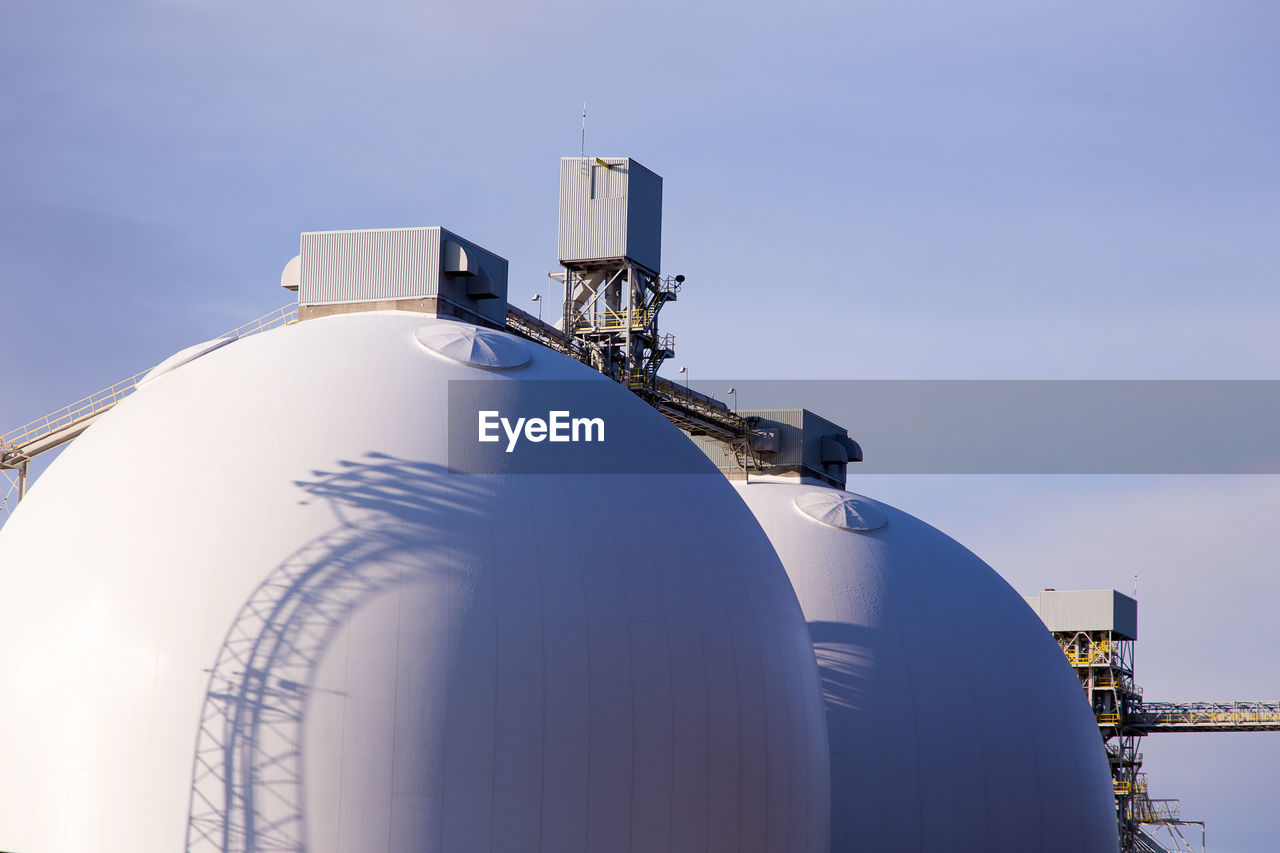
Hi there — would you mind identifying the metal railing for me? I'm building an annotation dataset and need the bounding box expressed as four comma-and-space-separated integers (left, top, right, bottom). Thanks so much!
571, 308, 655, 333
1133, 798, 1182, 823
1064, 639, 1114, 666
1, 368, 152, 464
1095, 677, 1144, 697
1130, 701, 1280, 732
1, 303, 298, 468
223, 302, 297, 339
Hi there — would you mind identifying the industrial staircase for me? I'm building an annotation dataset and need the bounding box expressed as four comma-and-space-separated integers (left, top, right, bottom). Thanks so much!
1132, 828, 1171, 853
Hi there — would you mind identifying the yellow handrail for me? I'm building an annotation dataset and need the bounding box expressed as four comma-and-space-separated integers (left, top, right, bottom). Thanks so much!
2, 368, 151, 453
571, 308, 655, 332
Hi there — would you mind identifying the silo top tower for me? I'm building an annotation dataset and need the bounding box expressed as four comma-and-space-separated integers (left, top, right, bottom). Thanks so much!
558, 156, 663, 273
555, 156, 679, 388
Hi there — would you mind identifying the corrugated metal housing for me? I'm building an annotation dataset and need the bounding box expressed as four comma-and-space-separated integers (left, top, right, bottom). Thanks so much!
1024, 589, 1138, 640
299, 226, 509, 327
690, 408, 858, 488
558, 157, 662, 273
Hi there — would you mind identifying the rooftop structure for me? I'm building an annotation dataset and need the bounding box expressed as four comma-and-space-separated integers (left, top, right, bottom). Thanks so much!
557, 156, 662, 273
1026, 588, 1138, 641
289, 225, 509, 328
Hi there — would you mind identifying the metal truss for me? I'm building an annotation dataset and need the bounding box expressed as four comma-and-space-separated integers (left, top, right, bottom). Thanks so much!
559, 260, 681, 389
0, 464, 25, 515
1055, 629, 1145, 849
1052, 625, 1280, 852
1130, 701, 1280, 733
1134, 821, 1204, 853
508, 278, 751, 452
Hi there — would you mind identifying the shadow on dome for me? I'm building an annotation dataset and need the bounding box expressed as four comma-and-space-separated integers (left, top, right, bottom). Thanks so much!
185, 453, 490, 853
808, 620, 878, 715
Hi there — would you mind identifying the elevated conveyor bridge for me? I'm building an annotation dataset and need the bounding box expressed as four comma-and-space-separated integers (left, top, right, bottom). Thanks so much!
1129, 701, 1280, 734
505, 304, 750, 446
1030, 590, 1278, 853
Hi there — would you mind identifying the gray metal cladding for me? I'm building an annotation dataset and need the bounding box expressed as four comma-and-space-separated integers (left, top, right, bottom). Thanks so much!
689, 434, 739, 471
749, 409, 846, 470
296, 227, 510, 325
436, 230, 510, 326
1026, 589, 1139, 640
690, 408, 856, 482
625, 162, 663, 273
300, 227, 443, 305
558, 157, 662, 272
688, 407, 859, 491
746, 409, 807, 467
589, 158, 630, 199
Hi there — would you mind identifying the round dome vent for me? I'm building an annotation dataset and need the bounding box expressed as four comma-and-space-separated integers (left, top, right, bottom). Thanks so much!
738, 481, 1120, 853
413, 323, 530, 370
137, 335, 238, 388
793, 490, 887, 532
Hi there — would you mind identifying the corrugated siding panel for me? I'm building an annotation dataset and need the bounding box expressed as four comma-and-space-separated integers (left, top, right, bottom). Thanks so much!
744, 410, 806, 428
737, 409, 793, 466
742, 410, 807, 468
301, 227, 441, 305
689, 435, 739, 471
559, 158, 627, 263
591, 160, 629, 199
558, 157, 662, 271
558, 158, 589, 262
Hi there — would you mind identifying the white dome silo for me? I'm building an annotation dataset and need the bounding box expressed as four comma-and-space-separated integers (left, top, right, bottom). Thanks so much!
733, 480, 1119, 853
0, 312, 830, 853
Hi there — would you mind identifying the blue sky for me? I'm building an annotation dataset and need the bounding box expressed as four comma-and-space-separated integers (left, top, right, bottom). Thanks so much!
3, 1, 1279, 849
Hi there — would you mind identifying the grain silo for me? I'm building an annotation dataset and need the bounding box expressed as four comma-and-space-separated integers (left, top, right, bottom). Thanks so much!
0, 228, 831, 852
695, 411, 1120, 852
0, 156, 1126, 853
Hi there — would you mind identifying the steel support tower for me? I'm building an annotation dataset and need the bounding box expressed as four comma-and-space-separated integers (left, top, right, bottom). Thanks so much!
1028, 589, 1280, 852
556, 261, 680, 388
1052, 611, 1146, 850
554, 156, 679, 390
